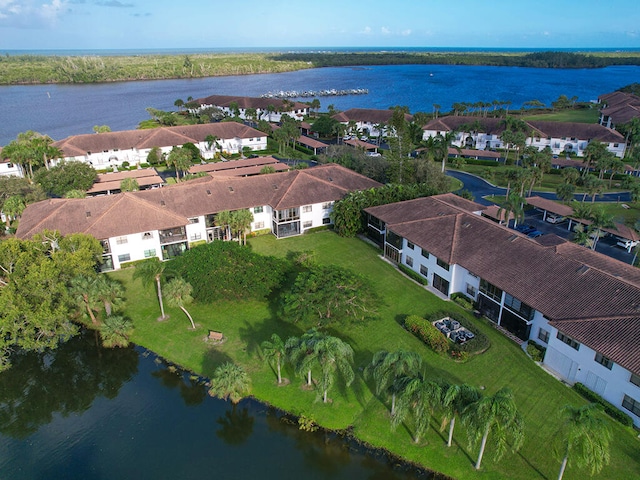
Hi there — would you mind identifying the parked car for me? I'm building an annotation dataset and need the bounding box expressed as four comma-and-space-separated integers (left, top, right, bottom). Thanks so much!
616, 237, 638, 250
546, 214, 566, 224
515, 224, 535, 234
527, 230, 544, 238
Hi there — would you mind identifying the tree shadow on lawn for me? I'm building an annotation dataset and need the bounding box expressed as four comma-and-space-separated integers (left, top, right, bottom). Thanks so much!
237, 316, 305, 360
201, 348, 235, 377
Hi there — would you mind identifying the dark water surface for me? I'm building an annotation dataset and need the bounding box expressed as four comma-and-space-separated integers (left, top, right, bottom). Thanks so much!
1, 64, 639, 145
0, 332, 430, 480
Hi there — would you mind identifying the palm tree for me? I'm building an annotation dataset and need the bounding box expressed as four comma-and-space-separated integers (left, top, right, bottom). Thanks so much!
261, 333, 287, 385
462, 387, 524, 470
215, 210, 233, 241
164, 277, 196, 329
94, 274, 125, 317
230, 209, 254, 245
133, 257, 168, 320
286, 329, 324, 387
440, 383, 481, 448
69, 274, 102, 325
2, 195, 26, 229
208, 362, 251, 404
364, 349, 423, 416
392, 374, 442, 444
497, 191, 525, 227
588, 207, 615, 250
555, 404, 611, 480
99, 315, 134, 348
314, 334, 355, 403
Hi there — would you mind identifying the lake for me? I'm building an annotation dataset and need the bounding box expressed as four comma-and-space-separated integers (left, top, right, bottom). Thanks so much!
2, 63, 639, 145
0, 332, 431, 480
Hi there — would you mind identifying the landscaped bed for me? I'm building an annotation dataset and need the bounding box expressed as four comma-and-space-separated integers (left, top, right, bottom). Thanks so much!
113, 230, 640, 480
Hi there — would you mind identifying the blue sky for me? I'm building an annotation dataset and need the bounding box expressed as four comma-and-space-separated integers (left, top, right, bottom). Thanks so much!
1, 0, 638, 51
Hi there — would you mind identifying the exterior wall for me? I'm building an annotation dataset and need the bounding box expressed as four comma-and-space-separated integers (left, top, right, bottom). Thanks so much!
299, 201, 333, 233
54, 137, 268, 169
251, 205, 272, 232
423, 129, 625, 158
0, 161, 24, 178
539, 320, 640, 427
107, 230, 162, 270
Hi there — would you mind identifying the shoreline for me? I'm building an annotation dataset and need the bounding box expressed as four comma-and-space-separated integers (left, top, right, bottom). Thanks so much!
2, 51, 640, 86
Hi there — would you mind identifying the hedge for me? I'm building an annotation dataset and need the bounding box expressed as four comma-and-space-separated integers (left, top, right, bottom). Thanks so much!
404, 315, 449, 355
573, 383, 634, 427
398, 263, 428, 285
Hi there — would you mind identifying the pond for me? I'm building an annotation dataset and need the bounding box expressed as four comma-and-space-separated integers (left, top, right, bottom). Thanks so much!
0, 331, 435, 479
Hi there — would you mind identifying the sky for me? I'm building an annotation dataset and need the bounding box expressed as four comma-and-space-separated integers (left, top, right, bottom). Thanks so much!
0, 0, 639, 51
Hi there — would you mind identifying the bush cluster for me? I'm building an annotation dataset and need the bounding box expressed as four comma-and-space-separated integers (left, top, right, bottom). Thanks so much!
573, 383, 634, 427
526, 341, 546, 362
404, 315, 449, 355
451, 292, 473, 310
398, 263, 428, 285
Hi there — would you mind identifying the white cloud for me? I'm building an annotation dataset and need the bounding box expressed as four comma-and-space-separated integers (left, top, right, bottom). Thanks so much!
0, 0, 69, 27
381, 26, 390, 35
360, 26, 372, 35
401, 29, 411, 36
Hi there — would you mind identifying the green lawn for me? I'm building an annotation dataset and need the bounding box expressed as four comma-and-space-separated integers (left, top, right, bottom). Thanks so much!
520, 109, 600, 123
113, 231, 640, 480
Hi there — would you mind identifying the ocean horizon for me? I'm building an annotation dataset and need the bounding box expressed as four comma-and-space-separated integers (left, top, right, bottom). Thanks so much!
4, 46, 640, 56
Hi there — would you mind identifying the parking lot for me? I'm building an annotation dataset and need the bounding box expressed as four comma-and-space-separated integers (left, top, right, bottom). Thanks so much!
518, 209, 636, 264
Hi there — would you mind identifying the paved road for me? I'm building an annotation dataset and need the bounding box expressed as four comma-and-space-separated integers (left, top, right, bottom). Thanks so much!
446, 170, 636, 265
446, 170, 632, 205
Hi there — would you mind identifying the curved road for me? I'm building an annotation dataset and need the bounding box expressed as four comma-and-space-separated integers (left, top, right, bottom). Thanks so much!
446, 170, 632, 205
446, 170, 636, 264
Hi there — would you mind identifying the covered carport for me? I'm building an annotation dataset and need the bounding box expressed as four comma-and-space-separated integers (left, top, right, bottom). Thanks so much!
526, 196, 575, 229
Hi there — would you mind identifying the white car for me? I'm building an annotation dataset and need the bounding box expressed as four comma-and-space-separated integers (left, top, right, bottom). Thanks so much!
616, 237, 638, 251
545, 214, 566, 224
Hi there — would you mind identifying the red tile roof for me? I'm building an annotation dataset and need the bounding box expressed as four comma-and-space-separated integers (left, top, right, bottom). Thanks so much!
365, 194, 640, 373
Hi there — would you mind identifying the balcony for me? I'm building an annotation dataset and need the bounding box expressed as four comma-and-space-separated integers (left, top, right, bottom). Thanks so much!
159, 227, 187, 244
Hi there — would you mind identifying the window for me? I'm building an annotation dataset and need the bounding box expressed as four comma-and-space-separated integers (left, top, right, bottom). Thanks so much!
322, 217, 331, 225
144, 249, 156, 258
622, 395, 640, 417
538, 328, 550, 343
302, 205, 312, 213
421, 249, 429, 259
254, 206, 263, 214
116, 236, 128, 245
557, 332, 580, 351
504, 293, 534, 320
190, 233, 202, 241
303, 221, 312, 228
406, 256, 413, 267
420, 264, 428, 277
631, 374, 640, 388
466, 283, 477, 298
322, 202, 332, 210
118, 253, 131, 263
436, 257, 450, 271
479, 279, 503, 303
142, 232, 153, 240
188, 217, 199, 224
407, 241, 415, 250
254, 221, 265, 229
595, 353, 613, 370
613, 143, 619, 148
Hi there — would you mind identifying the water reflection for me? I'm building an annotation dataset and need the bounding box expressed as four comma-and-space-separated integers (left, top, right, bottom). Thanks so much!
216, 405, 255, 445
0, 332, 436, 480
0, 331, 138, 439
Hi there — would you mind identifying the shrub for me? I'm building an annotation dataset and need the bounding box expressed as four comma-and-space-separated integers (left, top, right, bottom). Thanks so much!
573, 383, 634, 427
526, 341, 546, 362
170, 241, 289, 302
398, 263, 428, 285
451, 292, 473, 310
404, 315, 449, 355
121, 161, 130, 169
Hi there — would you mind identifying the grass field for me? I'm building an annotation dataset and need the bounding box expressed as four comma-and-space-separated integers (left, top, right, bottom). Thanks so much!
520, 108, 600, 123
112, 231, 640, 480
